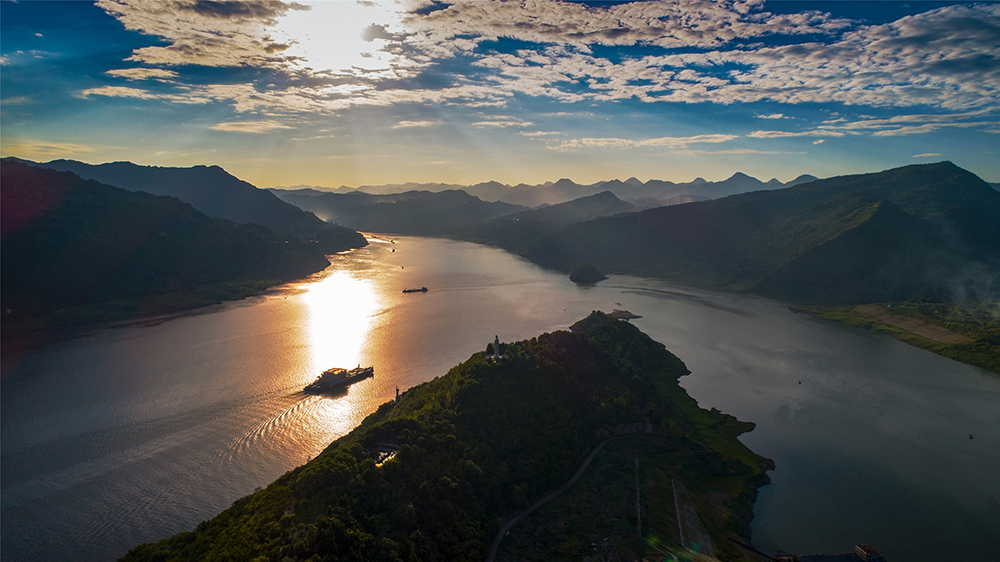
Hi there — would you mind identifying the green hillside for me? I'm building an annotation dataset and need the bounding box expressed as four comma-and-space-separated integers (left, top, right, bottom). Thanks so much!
120, 313, 772, 562
462, 190, 637, 253
523, 162, 1000, 304
32, 159, 368, 254
1, 162, 331, 342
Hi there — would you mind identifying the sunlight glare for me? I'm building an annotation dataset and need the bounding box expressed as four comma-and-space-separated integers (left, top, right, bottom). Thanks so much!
274, 1, 405, 74
302, 270, 379, 381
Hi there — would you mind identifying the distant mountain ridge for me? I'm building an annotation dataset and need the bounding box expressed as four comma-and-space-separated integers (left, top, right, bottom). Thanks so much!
25, 159, 367, 254
276, 172, 821, 209
269, 188, 527, 235
462, 191, 638, 253
521, 162, 1000, 304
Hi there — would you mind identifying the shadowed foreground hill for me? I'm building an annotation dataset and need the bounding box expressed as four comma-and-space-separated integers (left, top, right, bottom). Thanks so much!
28, 159, 367, 254
524, 162, 1000, 304
120, 313, 772, 562
1, 162, 330, 340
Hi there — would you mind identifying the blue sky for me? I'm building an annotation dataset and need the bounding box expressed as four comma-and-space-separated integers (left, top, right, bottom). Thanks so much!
2, 0, 998, 187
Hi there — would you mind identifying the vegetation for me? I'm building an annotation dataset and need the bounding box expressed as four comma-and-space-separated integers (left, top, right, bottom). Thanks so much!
793, 302, 1000, 373
271, 189, 526, 235
28, 158, 368, 254
569, 262, 607, 284
460, 191, 636, 254
520, 162, 1000, 305
119, 313, 772, 562
1, 162, 331, 346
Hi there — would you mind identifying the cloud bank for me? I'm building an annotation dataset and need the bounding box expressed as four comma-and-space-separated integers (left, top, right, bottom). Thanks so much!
89, 0, 999, 134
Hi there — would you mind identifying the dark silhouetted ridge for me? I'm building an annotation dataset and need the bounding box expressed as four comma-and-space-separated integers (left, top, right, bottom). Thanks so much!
521, 162, 1000, 304
30, 159, 367, 254
1, 161, 330, 340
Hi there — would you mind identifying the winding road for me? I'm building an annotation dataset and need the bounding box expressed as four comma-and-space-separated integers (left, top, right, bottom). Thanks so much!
485, 421, 651, 562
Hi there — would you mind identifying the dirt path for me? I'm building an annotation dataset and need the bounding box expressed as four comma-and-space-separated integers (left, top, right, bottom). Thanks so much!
855, 304, 971, 345
671, 477, 717, 558
485, 421, 651, 562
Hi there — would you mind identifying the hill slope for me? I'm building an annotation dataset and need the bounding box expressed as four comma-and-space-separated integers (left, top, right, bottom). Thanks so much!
523, 162, 1000, 304
119, 313, 772, 562
29, 159, 367, 254
1, 162, 330, 340
271, 188, 526, 235
462, 191, 637, 253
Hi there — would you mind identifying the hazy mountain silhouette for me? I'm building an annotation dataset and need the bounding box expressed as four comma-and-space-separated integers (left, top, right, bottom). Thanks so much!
299, 172, 820, 209
463, 191, 637, 252
28, 159, 367, 254
521, 162, 999, 304
270, 188, 526, 235
1, 161, 330, 338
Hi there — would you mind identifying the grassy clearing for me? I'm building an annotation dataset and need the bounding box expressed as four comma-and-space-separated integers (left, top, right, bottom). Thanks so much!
792, 302, 1000, 374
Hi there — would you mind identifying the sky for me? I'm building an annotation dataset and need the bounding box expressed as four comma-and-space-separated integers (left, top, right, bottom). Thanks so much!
2, 0, 998, 188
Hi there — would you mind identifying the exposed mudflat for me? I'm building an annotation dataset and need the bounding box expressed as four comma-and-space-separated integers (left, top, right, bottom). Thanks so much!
854, 304, 972, 345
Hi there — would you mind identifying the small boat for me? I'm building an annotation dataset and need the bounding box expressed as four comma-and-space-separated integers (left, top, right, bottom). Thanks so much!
304, 365, 374, 394
402, 287, 428, 293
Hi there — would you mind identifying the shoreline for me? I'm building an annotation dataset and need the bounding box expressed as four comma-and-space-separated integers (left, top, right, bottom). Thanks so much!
791, 303, 999, 374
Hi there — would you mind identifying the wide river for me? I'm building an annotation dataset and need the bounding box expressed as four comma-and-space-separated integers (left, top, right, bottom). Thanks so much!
2, 237, 997, 561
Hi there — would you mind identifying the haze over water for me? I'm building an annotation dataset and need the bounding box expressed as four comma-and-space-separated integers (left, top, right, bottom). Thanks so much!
2, 237, 997, 562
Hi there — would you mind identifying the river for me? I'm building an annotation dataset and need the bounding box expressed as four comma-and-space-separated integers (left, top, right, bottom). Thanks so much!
2, 236, 997, 561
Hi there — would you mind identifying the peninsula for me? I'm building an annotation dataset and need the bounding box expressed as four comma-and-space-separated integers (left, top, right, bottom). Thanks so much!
120, 312, 772, 561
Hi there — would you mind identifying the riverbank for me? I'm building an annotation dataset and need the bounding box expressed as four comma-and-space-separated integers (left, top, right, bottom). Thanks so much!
1, 276, 313, 357
791, 302, 1000, 373
119, 312, 773, 562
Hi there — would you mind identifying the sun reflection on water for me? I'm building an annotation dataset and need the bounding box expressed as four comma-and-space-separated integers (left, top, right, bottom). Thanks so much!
301, 270, 379, 383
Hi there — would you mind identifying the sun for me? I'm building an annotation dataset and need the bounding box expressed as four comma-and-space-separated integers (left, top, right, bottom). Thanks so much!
273, 0, 405, 75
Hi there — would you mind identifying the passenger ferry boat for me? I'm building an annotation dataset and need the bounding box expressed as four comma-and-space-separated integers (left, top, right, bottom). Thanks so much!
304, 366, 374, 394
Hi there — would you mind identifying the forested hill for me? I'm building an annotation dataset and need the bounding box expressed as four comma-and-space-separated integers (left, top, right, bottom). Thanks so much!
462, 190, 637, 253
524, 162, 1000, 304
1, 161, 331, 341
26, 158, 367, 254
120, 313, 772, 562
270, 188, 527, 235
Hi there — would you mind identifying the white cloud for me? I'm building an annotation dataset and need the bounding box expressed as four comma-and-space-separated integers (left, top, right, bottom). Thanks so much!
96, 0, 308, 68
87, 0, 1000, 124
548, 133, 737, 151
520, 131, 561, 137
471, 116, 533, 128
750, 130, 845, 139
209, 120, 294, 133
813, 139, 824, 145
912, 153, 943, 158
392, 120, 441, 129
81, 85, 164, 100
106, 68, 180, 80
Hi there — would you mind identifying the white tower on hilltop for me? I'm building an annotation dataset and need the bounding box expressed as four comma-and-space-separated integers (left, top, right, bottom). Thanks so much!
493, 335, 501, 361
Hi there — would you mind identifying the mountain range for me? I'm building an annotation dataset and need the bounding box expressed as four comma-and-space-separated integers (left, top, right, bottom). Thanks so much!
461, 190, 638, 253
269, 188, 527, 236
520, 162, 1000, 304
1, 161, 331, 342
274, 172, 821, 209
19, 159, 367, 254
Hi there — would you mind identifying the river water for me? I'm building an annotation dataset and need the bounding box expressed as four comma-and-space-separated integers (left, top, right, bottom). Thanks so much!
2, 237, 997, 561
